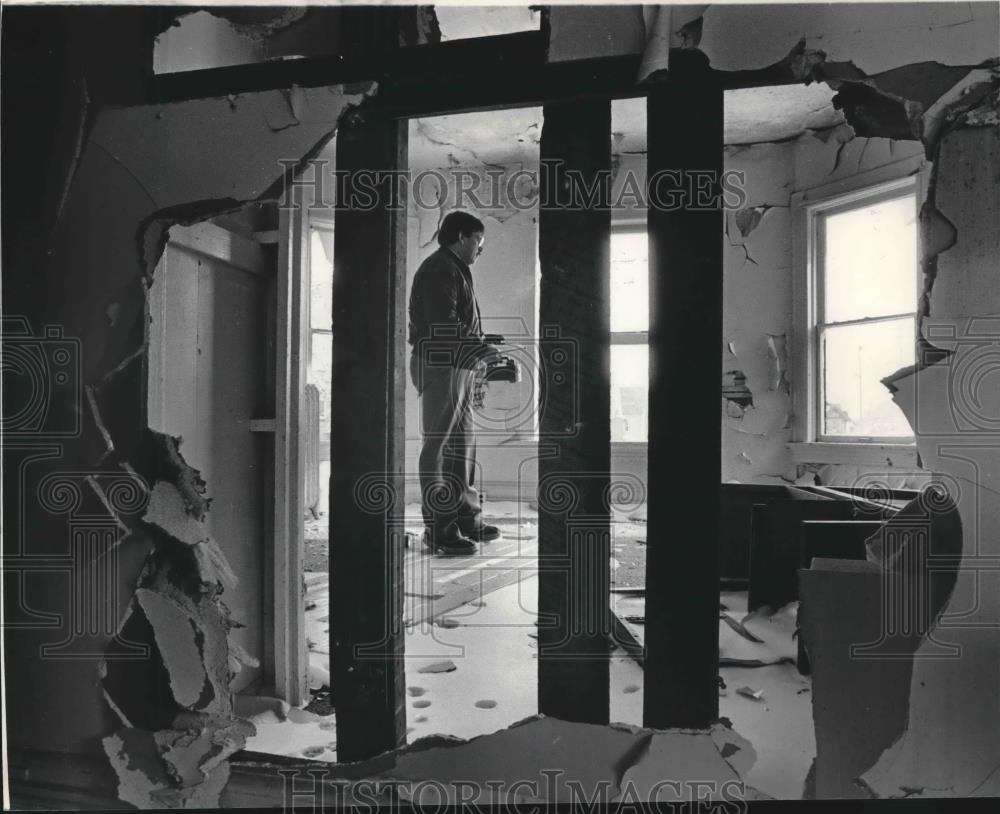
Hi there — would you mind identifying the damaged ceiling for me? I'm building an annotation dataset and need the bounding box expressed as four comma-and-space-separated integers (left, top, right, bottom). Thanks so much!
409, 83, 848, 170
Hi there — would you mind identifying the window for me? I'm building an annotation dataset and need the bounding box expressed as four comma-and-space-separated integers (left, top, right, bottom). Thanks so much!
308, 221, 334, 432
610, 228, 648, 443
793, 169, 921, 451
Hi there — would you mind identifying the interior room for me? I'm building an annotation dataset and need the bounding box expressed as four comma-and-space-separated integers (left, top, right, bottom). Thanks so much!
3, 2, 999, 809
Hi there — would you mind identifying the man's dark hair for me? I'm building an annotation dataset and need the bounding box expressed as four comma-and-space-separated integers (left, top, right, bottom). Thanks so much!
438, 211, 484, 247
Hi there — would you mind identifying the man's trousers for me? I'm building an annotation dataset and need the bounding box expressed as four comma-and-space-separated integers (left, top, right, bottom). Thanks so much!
410, 353, 481, 532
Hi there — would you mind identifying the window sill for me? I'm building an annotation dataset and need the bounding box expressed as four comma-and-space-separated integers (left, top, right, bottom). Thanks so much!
788, 442, 919, 468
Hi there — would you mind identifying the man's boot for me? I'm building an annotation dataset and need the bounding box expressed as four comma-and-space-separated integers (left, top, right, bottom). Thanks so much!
423, 520, 477, 556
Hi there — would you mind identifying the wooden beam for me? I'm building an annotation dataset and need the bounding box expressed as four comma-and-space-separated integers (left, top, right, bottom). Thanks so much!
328, 107, 407, 761
146, 11, 815, 110
537, 98, 612, 725
643, 50, 724, 730
146, 31, 649, 110
168, 222, 269, 277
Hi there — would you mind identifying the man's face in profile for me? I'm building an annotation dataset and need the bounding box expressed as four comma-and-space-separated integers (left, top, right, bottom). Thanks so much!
458, 230, 485, 265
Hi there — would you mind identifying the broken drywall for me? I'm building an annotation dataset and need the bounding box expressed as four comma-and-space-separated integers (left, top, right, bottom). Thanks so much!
863, 333, 1000, 797
4, 72, 375, 801
362, 715, 762, 805
842, 74, 1000, 798
104, 715, 255, 808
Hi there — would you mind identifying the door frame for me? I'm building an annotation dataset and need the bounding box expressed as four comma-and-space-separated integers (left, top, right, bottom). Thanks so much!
272, 184, 310, 706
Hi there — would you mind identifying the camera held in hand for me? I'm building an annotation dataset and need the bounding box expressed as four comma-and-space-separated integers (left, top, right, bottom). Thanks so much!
481, 334, 520, 383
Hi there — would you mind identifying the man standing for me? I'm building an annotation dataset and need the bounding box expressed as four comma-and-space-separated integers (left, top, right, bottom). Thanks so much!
408, 211, 502, 554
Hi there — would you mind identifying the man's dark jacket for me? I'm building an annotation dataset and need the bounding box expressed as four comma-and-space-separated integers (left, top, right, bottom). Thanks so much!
408, 247, 492, 369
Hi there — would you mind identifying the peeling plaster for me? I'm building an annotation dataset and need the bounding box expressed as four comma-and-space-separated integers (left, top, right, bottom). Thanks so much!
23, 71, 377, 799
104, 714, 254, 808
765, 335, 790, 395
801, 53, 1000, 798
722, 140, 796, 485
722, 369, 753, 410
143, 481, 237, 590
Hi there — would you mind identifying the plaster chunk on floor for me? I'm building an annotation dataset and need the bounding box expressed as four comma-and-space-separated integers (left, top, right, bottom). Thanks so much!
364, 715, 761, 805
719, 613, 790, 668
711, 724, 758, 778
370, 716, 648, 803
620, 728, 747, 802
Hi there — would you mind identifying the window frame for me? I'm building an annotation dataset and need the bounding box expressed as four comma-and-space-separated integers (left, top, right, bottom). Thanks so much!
790, 155, 928, 464
609, 222, 649, 445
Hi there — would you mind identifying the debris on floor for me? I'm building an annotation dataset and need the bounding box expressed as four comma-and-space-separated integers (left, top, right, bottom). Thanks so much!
366, 716, 763, 805
737, 686, 765, 702
241, 703, 337, 762
418, 660, 457, 674
308, 662, 330, 691
721, 613, 765, 643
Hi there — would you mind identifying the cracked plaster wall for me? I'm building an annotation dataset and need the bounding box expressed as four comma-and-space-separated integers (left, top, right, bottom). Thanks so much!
724, 89, 1000, 799
6, 80, 372, 807
722, 129, 930, 486
722, 140, 797, 484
